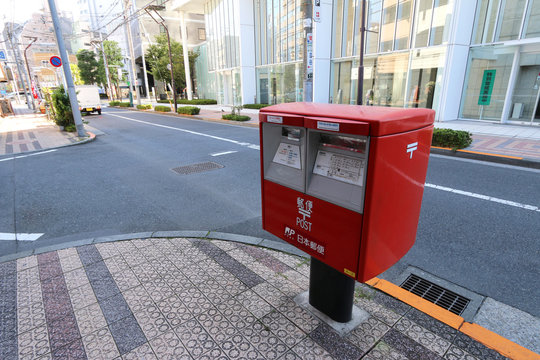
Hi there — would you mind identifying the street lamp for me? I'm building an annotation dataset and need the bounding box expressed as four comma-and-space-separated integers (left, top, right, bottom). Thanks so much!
145, 4, 177, 112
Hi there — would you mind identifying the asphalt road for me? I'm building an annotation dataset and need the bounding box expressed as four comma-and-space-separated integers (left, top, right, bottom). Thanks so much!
1, 107, 539, 319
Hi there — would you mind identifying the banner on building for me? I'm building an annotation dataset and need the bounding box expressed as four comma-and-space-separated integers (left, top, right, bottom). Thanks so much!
478, 69, 496, 106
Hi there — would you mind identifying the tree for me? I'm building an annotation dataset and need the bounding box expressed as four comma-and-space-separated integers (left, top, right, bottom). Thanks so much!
145, 34, 198, 94
70, 64, 84, 85
97, 40, 124, 98
76, 49, 100, 84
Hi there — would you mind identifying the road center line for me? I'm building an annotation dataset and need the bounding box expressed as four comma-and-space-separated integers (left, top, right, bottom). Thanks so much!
0, 149, 57, 162
107, 113, 260, 150
425, 183, 540, 213
211, 150, 238, 156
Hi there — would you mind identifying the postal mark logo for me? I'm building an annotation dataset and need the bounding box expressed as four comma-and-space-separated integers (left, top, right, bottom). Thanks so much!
296, 197, 313, 231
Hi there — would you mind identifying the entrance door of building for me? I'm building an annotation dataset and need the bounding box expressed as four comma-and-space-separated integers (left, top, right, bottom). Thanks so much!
510, 64, 540, 124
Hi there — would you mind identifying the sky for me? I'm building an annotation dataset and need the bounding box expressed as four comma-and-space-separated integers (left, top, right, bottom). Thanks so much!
0, 0, 76, 25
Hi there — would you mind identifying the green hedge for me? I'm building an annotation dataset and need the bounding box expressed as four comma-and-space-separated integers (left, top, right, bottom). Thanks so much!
137, 104, 152, 110
157, 99, 217, 105
154, 105, 171, 112
177, 106, 200, 115
109, 101, 120, 106
243, 104, 270, 109
118, 102, 131, 107
432, 129, 472, 150
222, 114, 251, 121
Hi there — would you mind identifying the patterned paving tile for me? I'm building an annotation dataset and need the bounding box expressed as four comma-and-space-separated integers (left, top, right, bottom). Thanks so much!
133, 307, 171, 341
281, 269, 309, 290
216, 298, 257, 330
276, 300, 320, 333
73, 303, 107, 337
131, 238, 154, 250
452, 333, 508, 360
227, 248, 257, 265
63, 268, 90, 291
345, 315, 390, 353
0, 338, 18, 360
251, 282, 289, 308
95, 243, 121, 260
68, 283, 98, 311
266, 274, 302, 297
142, 279, 175, 303
174, 318, 218, 358
17, 256, 38, 272
81, 326, 120, 359
176, 286, 214, 317
261, 310, 306, 348
290, 337, 333, 360
355, 297, 404, 326
444, 345, 479, 360
395, 317, 452, 356
59, 255, 84, 273
109, 314, 147, 355
155, 295, 193, 328
57, 248, 78, 259
149, 330, 190, 359
50, 338, 86, 360
17, 325, 50, 360
122, 343, 157, 360
84, 261, 121, 302
406, 308, 459, 343
17, 301, 47, 334
99, 293, 133, 324
131, 262, 160, 284
363, 341, 409, 360
240, 319, 289, 359
382, 328, 445, 360
77, 245, 104, 267
236, 289, 273, 319
309, 323, 363, 360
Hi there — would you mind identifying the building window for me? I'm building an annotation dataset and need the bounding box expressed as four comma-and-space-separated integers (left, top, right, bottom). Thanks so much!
198, 28, 206, 40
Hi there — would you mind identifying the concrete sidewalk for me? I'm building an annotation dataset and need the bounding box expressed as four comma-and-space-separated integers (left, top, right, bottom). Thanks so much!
0, 104, 96, 157
2, 235, 534, 360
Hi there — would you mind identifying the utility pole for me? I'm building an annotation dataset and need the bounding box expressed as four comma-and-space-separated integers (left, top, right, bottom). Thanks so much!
47, 0, 86, 137
7, 27, 32, 109
134, 5, 150, 100
356, 0, 366, 105
91, 37, 114, 101
23, 36, 37, 110
146, 5, 177, 112
179, 11, 192, 100
122, 0, 141, 106
302, 0, 313, 102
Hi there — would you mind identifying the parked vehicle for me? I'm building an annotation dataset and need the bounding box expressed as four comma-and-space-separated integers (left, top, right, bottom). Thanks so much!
75, 85, 101, 115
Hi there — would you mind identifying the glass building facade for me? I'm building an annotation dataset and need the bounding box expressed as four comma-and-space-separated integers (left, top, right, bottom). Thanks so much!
461, 0, 540, 124
204, 0, 242, 105
330, 0, 452, 112
254, 0, 304, 104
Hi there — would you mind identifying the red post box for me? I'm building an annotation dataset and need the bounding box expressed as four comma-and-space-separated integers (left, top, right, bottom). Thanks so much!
260, 103, 434, 283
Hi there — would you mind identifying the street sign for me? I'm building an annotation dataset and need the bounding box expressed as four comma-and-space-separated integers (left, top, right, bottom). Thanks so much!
478, 69, 496, 106
0, 50, 6, 61
50, 56, 62, 67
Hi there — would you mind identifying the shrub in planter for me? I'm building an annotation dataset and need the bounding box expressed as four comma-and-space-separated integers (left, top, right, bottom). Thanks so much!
432, 128, 472, 150
177, 106, 200, 115
109, 101, 120, 106
243, 103, 270, 109
137, 104, 152, 110
222, 114, 251, 121
154, 105, 171, 112
157, 99, 171, 103
177, 99, 217, 105
64, 124, 77, 132
118, 102, 131, 107
51, 86, 75, 128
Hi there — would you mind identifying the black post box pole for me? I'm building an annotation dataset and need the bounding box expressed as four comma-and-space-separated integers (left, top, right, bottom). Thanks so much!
309, 257, 355, 323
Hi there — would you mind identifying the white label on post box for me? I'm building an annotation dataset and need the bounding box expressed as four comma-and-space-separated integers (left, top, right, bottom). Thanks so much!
273, 142, 301, 169
267, 116, 283, 124
317, 121, 340, 132
313, 150, 364, 185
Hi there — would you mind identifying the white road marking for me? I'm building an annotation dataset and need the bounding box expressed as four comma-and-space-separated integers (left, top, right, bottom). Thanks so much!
0, 149, 57, 162
108, 113, 260, 150
0, 233, 44, 241
425, 183, 540, 213
211, 150, 238, 157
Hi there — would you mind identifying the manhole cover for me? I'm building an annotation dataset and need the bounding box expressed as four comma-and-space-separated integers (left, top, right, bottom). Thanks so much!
400, 274, 470, 315
171, 162, 224, 175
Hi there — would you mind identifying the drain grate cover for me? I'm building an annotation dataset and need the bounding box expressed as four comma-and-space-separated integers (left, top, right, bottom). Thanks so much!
171, 162, 224, 175
400, 274, 470, 315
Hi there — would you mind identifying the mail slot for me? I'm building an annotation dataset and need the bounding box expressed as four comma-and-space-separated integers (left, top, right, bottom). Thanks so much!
260, 103, 434, 282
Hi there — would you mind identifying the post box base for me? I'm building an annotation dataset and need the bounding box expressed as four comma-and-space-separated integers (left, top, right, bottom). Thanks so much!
309, 257, 355, 323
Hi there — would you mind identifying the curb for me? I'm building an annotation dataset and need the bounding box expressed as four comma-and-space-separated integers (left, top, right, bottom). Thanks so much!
1, 231, 537, 359
430, 146, 540, 169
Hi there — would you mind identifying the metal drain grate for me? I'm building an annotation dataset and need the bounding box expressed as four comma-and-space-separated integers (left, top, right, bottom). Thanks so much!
171, 162, 224, 175
400, 274, 470, 315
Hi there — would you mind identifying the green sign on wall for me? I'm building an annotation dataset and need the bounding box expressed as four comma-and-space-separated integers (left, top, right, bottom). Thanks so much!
478, 69, 496, 106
